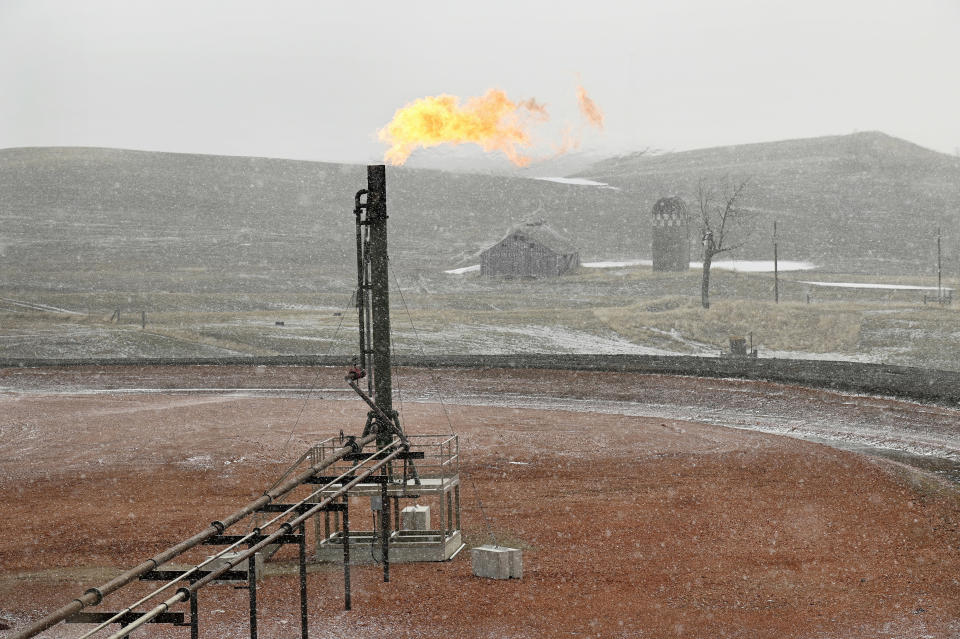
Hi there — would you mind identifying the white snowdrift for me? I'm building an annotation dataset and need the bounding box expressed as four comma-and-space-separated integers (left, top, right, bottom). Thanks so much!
581, 259, 815, 272
582, 259, 650, 268
534, 177, 618, 189
445, 259, 815, 275
800, 281, 954, 291
444, 264, 481, 275
707, 260, 815, 273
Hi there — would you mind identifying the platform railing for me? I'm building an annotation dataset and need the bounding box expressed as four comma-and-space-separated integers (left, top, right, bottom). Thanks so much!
310, 433, 458, 486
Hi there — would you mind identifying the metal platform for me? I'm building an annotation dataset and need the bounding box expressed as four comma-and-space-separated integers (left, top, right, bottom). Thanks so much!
311, 475, 458, 497
309, 434, 463, 564
316, 529, 464, 563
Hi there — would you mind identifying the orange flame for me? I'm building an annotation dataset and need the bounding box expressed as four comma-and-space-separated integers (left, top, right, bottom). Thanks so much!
576, 85, 604, 129
378, 89, 547, 166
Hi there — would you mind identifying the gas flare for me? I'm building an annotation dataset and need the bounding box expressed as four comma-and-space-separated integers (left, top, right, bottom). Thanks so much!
553, 124, 582, 156
576, 85, 604, 129
378, 89, 547, 166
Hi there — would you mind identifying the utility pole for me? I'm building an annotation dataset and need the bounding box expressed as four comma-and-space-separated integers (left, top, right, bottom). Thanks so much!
937, 226, 942, 301
773, 220, 779, 303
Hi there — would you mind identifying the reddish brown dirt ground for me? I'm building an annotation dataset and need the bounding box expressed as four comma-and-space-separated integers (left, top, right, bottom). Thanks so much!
1, 366, 959, 638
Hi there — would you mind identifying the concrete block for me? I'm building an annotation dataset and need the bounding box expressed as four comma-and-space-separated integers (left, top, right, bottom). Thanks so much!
471, 545, 522, 579
401, 505, 431, 531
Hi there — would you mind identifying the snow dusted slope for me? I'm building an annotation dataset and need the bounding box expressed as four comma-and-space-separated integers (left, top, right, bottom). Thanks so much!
575, 131, 960, 275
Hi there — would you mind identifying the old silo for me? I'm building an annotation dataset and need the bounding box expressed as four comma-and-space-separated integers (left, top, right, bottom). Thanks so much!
651, 197, 690, 271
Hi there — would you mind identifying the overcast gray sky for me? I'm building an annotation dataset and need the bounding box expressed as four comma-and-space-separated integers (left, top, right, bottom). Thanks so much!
1, 0, 958, 165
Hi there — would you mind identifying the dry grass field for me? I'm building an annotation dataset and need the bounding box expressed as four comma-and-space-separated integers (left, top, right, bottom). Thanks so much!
3, 265, 958, 370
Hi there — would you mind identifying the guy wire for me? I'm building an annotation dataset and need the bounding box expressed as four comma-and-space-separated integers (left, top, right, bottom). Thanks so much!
392, 271, 499, 547
263, 300, 350, 501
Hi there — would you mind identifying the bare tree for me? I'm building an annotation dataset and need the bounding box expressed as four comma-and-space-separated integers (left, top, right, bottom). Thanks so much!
697, 178, 753, 308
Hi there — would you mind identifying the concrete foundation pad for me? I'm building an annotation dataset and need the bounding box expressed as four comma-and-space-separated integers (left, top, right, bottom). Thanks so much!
471, 545, 522, 579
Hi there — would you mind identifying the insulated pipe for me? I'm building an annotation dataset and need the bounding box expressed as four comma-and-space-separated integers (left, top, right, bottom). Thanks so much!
347, 380, 420, 485
11, 433, 378, 639
347, 379, 406, 445
75, 530, 251, 639
76, 442, 394, 639
103, 446, 404, 639
354, 188, 368, 375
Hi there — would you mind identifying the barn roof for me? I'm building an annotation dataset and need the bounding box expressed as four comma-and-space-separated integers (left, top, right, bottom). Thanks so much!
498, 219, 578, 255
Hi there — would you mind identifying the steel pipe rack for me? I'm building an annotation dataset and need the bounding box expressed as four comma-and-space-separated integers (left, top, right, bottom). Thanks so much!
100, 445, 405, 639
10, 433, 379, 639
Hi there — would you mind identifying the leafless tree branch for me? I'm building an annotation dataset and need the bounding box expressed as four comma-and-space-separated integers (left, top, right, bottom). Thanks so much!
696, 177, 754, 307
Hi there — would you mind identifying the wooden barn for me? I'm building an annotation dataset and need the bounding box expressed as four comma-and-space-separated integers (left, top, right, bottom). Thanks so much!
480, 220, 580, 278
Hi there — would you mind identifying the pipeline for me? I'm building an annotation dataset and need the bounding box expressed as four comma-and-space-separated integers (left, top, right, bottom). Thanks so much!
348, 379, 421, 486
74, 441, 396, 639
102, 445, 404, 639
347, 379, 407, 445
10, 433, 378, 639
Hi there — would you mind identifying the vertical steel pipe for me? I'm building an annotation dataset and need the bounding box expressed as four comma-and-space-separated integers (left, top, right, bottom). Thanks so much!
354, 188, 369, 374
380, 480, 390, 583
299, 521, 308, 639
455, 485, 461, 530
342, 496, 351, 611
189, 588, 198, 639
247, 552, 258, 639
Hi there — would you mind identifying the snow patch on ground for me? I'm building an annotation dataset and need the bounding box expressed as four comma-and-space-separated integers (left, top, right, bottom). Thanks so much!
584, 259, 821, 271
447, 259, 815, 274
263, 302, 343, 311
0, 296, 85, 315
444, 264, 481, 275
496, 325, 673, 355
391, 323, 676, 355
759, 349, 886, 364
391, 321, 921, 363
709, 260, 815, 272
434, 393, 960, 460
642, 327, 717, 354
2, 387, 352, 397
799, 280, 954, 291
179, 454, 214, 470
582, 259, 651, 268
534, 177, 619, 189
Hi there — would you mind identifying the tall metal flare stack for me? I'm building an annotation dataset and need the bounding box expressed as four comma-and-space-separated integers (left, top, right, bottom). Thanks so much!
312, 165, 464, 566
354, 165, 399, 448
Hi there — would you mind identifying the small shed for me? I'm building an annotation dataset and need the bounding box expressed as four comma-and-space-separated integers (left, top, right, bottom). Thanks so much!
480, 220, 580, 278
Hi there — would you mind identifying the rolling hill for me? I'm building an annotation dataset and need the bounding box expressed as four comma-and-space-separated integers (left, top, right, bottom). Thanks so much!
1, 132, 958, 299
576, 131, 960, 275
0, 147, 634, 294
